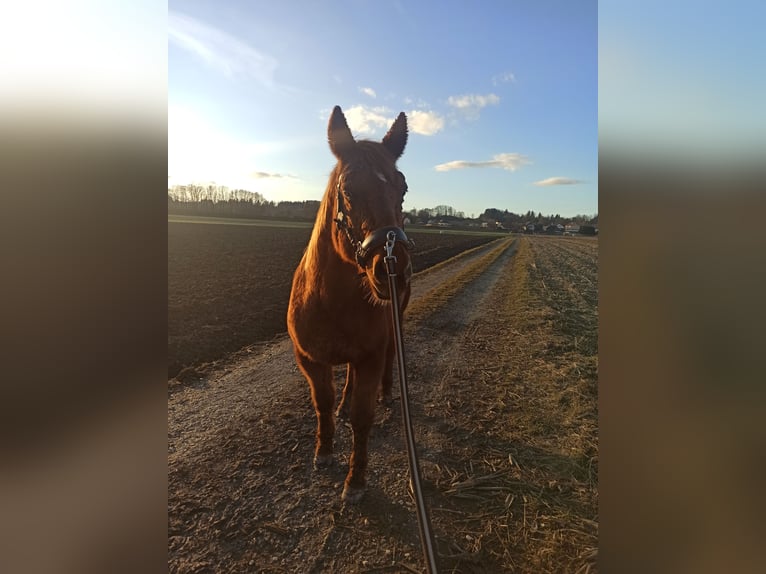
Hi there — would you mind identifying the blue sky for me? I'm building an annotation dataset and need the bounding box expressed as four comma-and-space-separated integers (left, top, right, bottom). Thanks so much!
169, 1, 597, 218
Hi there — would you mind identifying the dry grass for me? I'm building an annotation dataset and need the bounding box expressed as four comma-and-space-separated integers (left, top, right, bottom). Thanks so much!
409, 237, 599, 572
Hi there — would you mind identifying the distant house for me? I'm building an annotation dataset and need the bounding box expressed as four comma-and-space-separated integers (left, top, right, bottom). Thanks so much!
545, 224, 564, 235
565, 224, 580, 234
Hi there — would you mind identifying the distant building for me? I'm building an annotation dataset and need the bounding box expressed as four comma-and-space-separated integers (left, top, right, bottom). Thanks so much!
545, 224, 564, 235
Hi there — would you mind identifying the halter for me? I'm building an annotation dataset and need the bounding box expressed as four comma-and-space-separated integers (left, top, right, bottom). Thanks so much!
333, 174, 415, 268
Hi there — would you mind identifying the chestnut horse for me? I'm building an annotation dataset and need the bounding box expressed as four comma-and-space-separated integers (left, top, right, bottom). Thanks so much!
287, 106, 413, 503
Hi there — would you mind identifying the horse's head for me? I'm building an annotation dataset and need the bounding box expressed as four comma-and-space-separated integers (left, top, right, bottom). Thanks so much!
327, 105, 413, 302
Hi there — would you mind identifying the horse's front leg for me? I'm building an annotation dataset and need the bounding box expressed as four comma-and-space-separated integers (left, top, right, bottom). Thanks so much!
342, 355, 385, 503
336, 363, 354, 418
295, 352, 335, 468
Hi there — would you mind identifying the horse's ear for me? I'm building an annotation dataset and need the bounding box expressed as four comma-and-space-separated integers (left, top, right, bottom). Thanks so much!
382, 112, 408, 160
328, 105, 355, 160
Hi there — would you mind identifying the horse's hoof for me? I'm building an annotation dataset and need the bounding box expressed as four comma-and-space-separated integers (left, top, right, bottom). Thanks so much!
313, 453, 334, 470
341, 484, 365, 504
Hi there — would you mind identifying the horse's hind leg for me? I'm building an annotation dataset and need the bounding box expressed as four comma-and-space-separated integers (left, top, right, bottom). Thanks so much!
295, 353, 335, 468
336, 363, 354, 418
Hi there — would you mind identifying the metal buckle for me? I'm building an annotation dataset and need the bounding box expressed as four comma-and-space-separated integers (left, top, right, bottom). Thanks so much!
385, 230, 396, 258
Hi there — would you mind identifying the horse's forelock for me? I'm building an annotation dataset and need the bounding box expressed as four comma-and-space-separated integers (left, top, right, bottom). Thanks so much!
349, 141, 400, 179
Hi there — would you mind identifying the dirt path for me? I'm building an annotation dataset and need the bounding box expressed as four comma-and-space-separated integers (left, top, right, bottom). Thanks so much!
168, 236, 598, 573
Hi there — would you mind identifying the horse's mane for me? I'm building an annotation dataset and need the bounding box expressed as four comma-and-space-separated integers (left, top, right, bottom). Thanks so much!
302, 164, 339, 274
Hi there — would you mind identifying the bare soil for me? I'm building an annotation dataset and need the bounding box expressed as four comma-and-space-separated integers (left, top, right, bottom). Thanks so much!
168, 232, 598, 573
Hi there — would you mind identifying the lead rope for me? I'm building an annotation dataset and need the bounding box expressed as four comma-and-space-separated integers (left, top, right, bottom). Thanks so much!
384, 230, 440, 574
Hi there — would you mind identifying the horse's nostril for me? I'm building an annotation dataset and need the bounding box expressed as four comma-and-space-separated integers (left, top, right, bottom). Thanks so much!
373, 253, 410, 285
375, 263, 388, 282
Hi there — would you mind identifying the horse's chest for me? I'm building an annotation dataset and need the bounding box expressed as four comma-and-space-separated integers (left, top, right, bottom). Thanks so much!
291, 294, 388, 364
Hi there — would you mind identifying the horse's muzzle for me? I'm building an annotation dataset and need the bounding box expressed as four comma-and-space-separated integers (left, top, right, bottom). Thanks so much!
370, 253, 412, 301
356, 225, 413, 301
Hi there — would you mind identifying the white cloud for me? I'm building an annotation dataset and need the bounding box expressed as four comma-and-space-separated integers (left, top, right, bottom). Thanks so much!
168, 11, 278, 87
492, 71, 516, 85
359, 86, 377, 98
447, 94, 500, 115
447, 93, 500, 119
343, 105, 395, 135
408, 110, 444, 136
435, 153, 530, 172
533, 177, 585, 186
447, 93, 500, 109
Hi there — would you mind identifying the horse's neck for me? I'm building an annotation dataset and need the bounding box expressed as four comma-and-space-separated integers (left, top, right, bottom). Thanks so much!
305, 222, 354, 281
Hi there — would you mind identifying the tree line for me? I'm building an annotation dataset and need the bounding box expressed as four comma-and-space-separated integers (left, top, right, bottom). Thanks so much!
169, 184, 320, 220
168, 184, 598, 229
